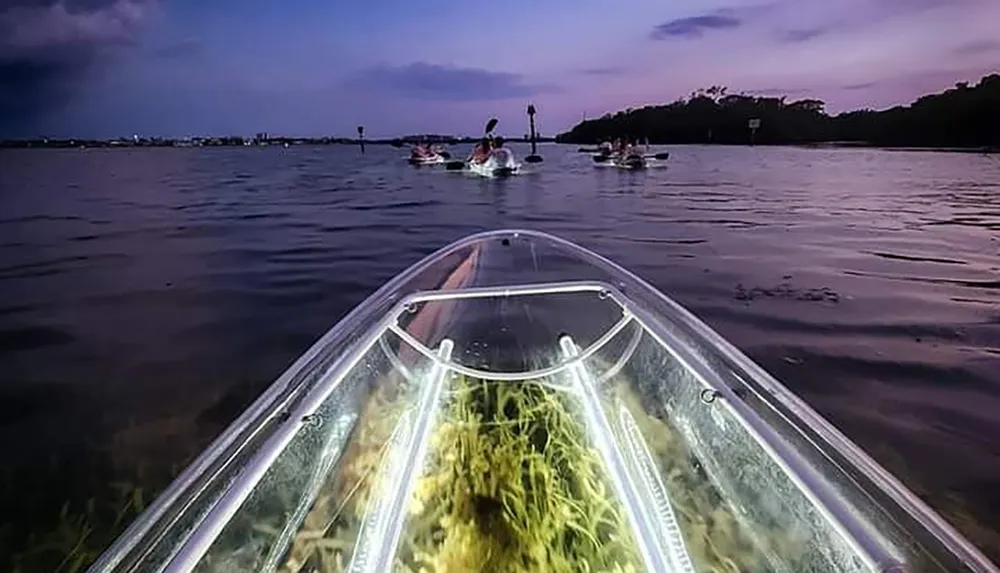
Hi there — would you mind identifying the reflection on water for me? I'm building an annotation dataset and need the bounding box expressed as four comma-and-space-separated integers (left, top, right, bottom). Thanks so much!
0, 144, 999, 568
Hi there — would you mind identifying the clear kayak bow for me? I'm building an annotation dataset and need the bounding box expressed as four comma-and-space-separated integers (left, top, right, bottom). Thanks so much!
89, 230, 997, 573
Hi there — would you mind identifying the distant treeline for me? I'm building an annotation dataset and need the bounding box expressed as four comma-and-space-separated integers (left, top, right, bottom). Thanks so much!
557, 74, 1000, 148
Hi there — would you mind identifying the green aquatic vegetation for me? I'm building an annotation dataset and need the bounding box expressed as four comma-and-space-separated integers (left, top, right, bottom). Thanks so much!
277, 374, 808, 573
14, 367, 998, 573
611, 381, 801, 573
10, 481, 149, 573
275, 381, 412, 573
397, 378, 643, 572
279, 376, 644, 573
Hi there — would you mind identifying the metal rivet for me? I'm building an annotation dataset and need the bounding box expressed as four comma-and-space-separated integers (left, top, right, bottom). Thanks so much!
700, 389, 720, 404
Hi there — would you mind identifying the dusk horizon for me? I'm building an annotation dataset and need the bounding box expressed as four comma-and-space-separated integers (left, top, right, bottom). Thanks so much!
2, 0, 998, 139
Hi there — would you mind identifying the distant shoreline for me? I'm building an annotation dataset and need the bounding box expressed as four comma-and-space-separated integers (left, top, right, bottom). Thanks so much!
2, 140, 994, 154
0, 136, 558, 150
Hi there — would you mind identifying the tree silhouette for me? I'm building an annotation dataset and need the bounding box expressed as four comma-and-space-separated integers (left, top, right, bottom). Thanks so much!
557, 74, 1000, 148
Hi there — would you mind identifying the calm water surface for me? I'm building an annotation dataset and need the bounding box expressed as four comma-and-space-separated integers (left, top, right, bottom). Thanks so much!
1, 144, 999, 566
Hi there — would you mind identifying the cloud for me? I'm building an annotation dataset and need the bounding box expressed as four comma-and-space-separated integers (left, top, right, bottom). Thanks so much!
0, 52, 88, 114
954, 40, 1000, 55
650, 13, 742, 40
843, 81, 878, 90
0, 0, 152, 129
578, 66, 628, 77
881, 0, 954, 13
345, 62, 559, 101
780, 28, 827, 43
1, 0, 147, 50
748, 87, 811, 96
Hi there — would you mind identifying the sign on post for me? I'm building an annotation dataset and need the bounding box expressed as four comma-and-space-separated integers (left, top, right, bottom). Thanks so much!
748, 118, 761, 146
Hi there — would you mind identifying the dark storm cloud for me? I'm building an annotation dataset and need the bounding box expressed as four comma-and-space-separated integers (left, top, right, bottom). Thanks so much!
650, 13, 742, 40
346, 62, 560, 101
0, 48, 92, 117
0, 0, 151, 130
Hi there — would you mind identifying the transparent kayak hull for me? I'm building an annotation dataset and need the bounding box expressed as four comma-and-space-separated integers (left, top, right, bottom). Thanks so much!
468, 156, 520, 178
592, 154, 647, 170
407, 154, 445, 165
89, 230, 997, 573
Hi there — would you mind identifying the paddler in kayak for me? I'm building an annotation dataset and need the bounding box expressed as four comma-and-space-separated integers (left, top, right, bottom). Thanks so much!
489, 137, 514, 168
411, 140, 433, 159
614, 138, 630, 155
467, 137, 492, 164
597, 140, 613, 159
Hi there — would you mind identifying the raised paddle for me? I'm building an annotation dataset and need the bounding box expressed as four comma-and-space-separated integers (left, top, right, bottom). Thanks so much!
524, 104, 543, 163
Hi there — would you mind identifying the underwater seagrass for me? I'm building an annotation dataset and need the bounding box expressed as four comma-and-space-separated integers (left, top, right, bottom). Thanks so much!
611, 381, 779, 573
275, 373, 804, 573
396, 377, 644, 572
275, 375, 643, 573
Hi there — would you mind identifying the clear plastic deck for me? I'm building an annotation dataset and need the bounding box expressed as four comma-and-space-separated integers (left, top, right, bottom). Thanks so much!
89, 230, 997, 573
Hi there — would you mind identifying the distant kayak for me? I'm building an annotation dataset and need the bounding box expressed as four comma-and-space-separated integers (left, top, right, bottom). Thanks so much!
592, 152, 647, 170
618, 153, 646, 170
408, 154, 445, 166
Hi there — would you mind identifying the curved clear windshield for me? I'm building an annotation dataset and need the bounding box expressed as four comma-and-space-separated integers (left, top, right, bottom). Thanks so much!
90, 230, 996, 573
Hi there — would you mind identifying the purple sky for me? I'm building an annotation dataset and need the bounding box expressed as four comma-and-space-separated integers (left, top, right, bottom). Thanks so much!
1, 0, 998, 138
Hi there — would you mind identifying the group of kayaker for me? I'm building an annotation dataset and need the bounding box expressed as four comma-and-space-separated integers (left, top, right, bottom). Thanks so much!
589, 137, 652, 169
410, 138, 512, 166
597, 138, 641, 158
406, 133, 520, 177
